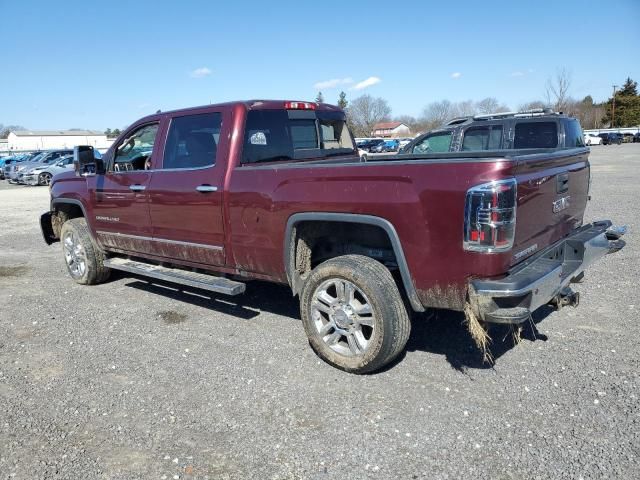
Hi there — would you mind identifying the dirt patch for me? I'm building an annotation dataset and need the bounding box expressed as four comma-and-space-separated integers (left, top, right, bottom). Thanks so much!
159, 310, 188, 325
0, 265, 29, 277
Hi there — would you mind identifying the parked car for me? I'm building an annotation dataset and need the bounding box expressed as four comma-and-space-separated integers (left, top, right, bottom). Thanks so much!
358, 138, 385, 153
381, 140, 400, 152
397, 137, 413, 150
400, 109, 585, 154
598, 133, 623, 145
2, 154, 33, 180
40, 100, 625, 373
622, 133, 634, 143
8, 149, 73, 183
20, 154, 76, 186
633, 132, 640, 143
584, 133, 602, 145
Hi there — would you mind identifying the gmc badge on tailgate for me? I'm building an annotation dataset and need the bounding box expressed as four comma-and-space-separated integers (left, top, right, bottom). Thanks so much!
552, 195, 571, 213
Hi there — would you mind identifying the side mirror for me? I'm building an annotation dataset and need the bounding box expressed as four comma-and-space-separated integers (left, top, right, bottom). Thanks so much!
74, 146, 105, 176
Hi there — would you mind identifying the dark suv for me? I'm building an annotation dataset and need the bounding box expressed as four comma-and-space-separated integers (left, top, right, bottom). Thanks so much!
400, 109, 585, 154
598, 133, 623, 145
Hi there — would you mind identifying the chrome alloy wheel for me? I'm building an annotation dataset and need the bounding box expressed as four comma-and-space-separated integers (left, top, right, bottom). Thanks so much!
311, 278, 375, 357
63, 230, 87, 279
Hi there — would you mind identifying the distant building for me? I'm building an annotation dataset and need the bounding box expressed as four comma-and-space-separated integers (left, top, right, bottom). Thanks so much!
7, 130, 109, 151
371, 122, 411, 138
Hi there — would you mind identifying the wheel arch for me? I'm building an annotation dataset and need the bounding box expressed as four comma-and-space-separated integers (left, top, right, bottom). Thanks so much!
284, 212, 424, 312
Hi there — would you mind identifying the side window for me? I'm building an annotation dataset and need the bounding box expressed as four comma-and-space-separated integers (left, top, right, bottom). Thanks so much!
163, 113, 222, 169
412, 132, 452, 153
564, 119, 585, 147
461, 126, 503, 151
514, 121, 558, 148
113, 124, 159, 171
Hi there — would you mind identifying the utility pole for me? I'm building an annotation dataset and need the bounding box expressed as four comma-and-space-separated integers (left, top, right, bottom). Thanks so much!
611, 85, 618, 128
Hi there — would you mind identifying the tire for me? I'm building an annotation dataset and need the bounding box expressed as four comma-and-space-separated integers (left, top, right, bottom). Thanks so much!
60, 218, 111, 285
300, 254, 411, 373
38, 172, 52, 186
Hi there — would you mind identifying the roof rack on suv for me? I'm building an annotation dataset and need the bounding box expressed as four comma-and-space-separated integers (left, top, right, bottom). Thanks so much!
472, 108, 559, 121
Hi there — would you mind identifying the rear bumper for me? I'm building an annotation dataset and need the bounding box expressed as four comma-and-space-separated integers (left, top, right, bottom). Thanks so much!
469, 221, 626, 324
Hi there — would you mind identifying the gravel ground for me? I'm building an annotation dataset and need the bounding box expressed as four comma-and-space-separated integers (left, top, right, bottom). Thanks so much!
0, 145, 638, 480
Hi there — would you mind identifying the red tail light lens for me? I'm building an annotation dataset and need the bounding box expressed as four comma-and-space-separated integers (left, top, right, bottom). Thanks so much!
463, 178, 517, 252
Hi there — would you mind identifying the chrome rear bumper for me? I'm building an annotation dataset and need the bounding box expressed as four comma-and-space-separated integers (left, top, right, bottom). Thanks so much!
469, 221, 626, 324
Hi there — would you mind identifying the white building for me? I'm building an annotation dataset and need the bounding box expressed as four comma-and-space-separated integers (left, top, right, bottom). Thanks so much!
371, 122, 411, 138
7, 130, 110, 151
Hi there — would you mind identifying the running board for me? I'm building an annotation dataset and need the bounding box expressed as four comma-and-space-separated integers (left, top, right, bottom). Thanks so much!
103, 257, 246, 296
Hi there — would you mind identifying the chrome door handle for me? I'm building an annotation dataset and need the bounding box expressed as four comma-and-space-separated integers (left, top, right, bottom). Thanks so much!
196, 185, 218, 192
129, 184, 146, 191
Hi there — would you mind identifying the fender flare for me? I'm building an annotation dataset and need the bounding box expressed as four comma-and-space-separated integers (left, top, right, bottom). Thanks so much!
283, 212, 425, 312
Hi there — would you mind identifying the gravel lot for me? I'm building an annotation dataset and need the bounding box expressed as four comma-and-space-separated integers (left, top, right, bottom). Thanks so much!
0, 145, 638, 480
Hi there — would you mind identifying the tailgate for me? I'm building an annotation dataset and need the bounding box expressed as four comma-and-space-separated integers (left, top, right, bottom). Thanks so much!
510, 148, 590, 266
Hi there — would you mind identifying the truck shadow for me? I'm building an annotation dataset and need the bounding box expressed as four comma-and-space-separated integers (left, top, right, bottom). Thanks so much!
122, 275, 552, 372
401, 307, 552, 372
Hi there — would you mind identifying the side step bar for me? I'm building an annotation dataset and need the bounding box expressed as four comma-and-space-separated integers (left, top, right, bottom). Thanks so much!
103, 257, 246, 296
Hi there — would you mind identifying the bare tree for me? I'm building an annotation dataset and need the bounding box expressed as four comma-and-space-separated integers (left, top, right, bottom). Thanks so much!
476, 97, 510, 114
518, 100, 548, 111
347, 94, 392, 137
454, 100, 477, 118
545, 68, 572, 113
419, 100, 454, 129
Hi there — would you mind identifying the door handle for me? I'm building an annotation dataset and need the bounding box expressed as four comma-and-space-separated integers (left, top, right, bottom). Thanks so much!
129, 184, 146, 191
196, 185, 218, 192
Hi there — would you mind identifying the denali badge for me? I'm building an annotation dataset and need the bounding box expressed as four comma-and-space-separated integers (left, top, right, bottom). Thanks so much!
514, 243, 538, 260
552, 195, 571, 213
95, 215, 120, 222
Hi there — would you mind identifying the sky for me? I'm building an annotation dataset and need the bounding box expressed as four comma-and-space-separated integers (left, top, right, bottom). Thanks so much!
2, 0, 639, 131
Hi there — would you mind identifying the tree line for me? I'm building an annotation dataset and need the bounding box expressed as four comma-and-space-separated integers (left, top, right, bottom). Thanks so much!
320, 72, 640, 137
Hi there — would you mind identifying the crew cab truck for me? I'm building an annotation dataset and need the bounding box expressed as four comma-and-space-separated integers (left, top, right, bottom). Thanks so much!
40, 100, 626, 373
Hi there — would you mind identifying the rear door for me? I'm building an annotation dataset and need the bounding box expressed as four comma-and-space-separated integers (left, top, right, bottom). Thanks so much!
89, 122, 160, 254
509, 119, 590, 265
147, 108, 228, 266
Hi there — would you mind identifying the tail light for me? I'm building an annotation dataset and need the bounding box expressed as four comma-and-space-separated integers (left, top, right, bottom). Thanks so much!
284, 101, 316, 110
463, 178, 517, 252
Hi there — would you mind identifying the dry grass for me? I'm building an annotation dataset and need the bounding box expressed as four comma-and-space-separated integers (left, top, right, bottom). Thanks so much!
463, 304, 493, 364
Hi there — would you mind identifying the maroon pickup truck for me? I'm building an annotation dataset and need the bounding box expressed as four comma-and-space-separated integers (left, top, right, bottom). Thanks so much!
40, 100, 625, 373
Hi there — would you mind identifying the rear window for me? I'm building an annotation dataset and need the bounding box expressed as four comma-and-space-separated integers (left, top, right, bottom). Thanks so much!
461, 125, 503, 151
241, 110, 355, 164
564, 119, 585, 147
514, 121, 558, 148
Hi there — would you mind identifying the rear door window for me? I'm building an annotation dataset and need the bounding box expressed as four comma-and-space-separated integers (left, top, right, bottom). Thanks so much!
461, 125, 503, 151
514, 121, 558, 148
412, 132, 452, 153
163, 113, 222, 169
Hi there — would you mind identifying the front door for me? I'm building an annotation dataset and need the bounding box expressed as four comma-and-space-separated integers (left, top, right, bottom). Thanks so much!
147, 110, 227, 266
89, 122, 160, 254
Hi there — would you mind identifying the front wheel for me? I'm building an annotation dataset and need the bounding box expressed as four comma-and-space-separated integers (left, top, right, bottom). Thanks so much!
38, 172, 52, 186
300, 255, 411, 373
60, 218, 111, 285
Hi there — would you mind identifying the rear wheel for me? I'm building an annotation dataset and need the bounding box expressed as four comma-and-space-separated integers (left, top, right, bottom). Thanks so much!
300, 255, 411, 373
60, 218, 110, 285
38, 172, 52, 186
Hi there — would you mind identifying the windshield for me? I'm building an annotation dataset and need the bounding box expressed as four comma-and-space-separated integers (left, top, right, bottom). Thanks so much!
242, 109, 355, 164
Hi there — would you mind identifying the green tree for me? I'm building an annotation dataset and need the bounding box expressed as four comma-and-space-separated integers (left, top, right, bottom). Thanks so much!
619, 77, 638, 96
337, 91, 348, 109
602, 77, 640, 127
113, 128, 121, 137
105, 128, 112, 136
315, 91, 324, 103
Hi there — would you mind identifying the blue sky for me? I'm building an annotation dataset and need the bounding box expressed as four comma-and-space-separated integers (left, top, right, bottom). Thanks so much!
2, 0, 639, 130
